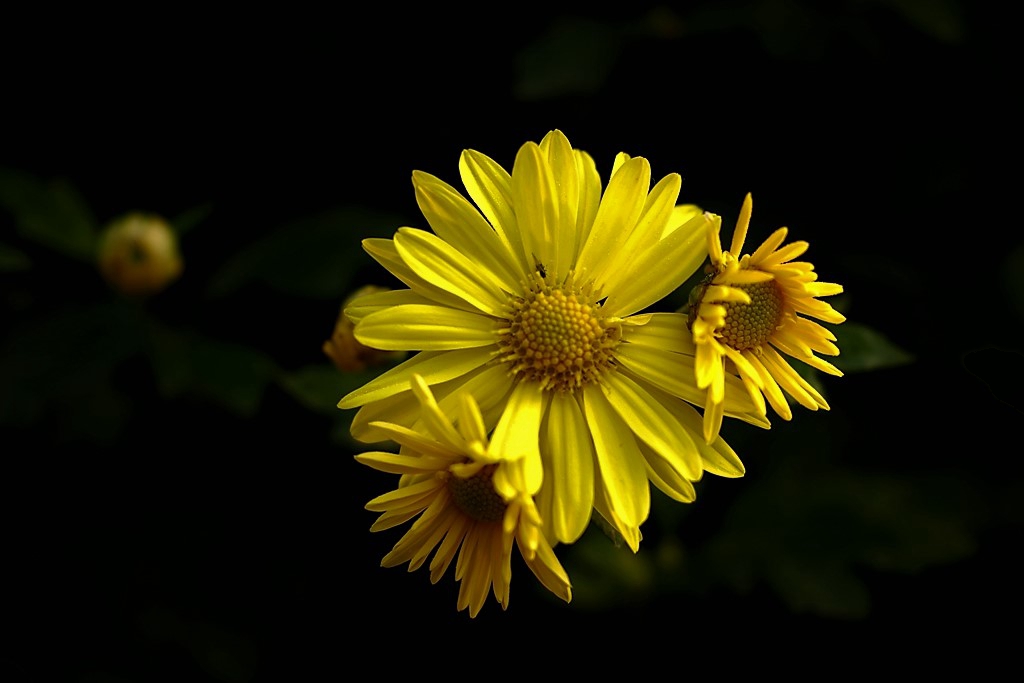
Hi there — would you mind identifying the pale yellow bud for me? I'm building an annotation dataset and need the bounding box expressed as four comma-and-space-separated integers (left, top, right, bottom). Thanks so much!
97, 213, 183, 296
323, 285, 405, 372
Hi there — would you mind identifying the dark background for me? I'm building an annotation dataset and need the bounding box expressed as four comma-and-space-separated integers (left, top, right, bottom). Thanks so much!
4, 2, 1022, 678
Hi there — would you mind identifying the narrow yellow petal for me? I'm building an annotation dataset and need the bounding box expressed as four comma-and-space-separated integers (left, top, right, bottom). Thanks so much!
749, 353, 792, 420
489, 381, 549, 494
804, 281, 844, 297
434, 364, 514, 434
729, 193, 754, 256
576, 156, 651, 285
511, 141, 565, 282
602, 210, 709, 318
523, 540, 572, 604
344, 288, 433, 325
349, 390, 423, 443
355, 304, 496, 351
702, 392, 725, 444
545, 392, 596, 544
703, 284, 752, 304
757, 240, 809, 267
614, 172, 681, 263
620, 312, 697, 354
365, 478, 443, 512
338, 347, 492, 409
615, 342, 761, 415
458, 148, 529, 275
362, 238, 478, 313
394, 228, 508, 316
706, 213, 724, 264
661, 203, 704, 239
538, 129, 579, 279
640, 443, 698, 503
748, 227, 789, 265
759, 347, 828, 410
409, 373, 469, 450
412, 170, 524, 291
456, 392, 489, 448
572, 149, 602, 260
648, 387, 747, 476
603, 371, 702, 481
582, 383, 650, 548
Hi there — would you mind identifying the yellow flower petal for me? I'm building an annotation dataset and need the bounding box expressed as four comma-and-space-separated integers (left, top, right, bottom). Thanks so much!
511, 141, 564, 282
544, 392, 596, 544
602, 371, 702, 481
640, 441, 697, 502
582, 383, 650, 551
572, 149, 602, 260
620, 312, 697, 354
362, 237, 477, 313
355, 304, 496, 350
610, 172, 681, 270
538, 129, 580, 279
729, 192, 754, 256
412, 170, 525, 291
489, 381, 548, 495
602, 210, 709, 318
344, 288, 434, 325
338, 347, 493, 409
458, 148, 529, 275
576, 156, 651, 285
394, 228, 508, 316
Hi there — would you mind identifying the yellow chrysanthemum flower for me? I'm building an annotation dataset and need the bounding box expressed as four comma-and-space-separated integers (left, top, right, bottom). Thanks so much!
356, 374, 571, 618
339, 130, 764, 552
686, 193, 846, 444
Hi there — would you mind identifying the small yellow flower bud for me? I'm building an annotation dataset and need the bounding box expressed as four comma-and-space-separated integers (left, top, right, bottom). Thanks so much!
323, 285, 406, 372
97, 213, 183, 296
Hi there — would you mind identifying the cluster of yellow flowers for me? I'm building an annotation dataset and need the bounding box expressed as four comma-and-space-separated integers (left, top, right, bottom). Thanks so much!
335, 130, 845, 617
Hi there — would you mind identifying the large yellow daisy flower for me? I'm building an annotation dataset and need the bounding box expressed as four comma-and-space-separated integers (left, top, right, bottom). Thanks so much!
339, 130, 764, 552
356, 374, 571, 618
687, 193, 846, 444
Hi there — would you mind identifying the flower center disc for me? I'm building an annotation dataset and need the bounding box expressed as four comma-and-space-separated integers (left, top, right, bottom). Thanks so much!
447, 464, 505, 523
719, 279, 785, 351
499, 282, 618, 392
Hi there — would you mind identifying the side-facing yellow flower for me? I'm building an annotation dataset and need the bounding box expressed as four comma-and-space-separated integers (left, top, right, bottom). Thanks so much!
687, 193, 846, 443
356, 374, 571, 618
339, 130, 763, 553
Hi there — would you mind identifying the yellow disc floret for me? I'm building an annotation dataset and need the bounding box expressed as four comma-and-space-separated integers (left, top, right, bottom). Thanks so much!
446, 464, 506, 523
498, 273, 619, 392
718, 279, 784, 351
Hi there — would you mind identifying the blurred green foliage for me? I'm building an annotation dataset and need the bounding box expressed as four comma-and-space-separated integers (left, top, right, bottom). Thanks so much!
0, 167, 407, 446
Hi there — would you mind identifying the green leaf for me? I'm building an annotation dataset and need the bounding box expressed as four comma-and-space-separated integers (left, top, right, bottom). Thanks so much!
207, 207, 402, 300
147, 325, 277, 416
832, 322, 914, 372
0, 167, 97, 261
0, 241, 31, 271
